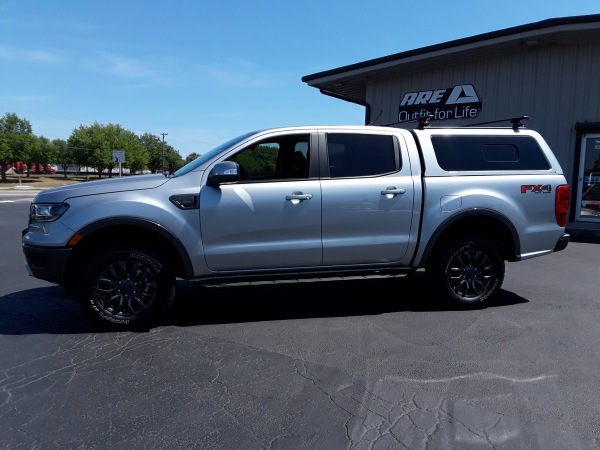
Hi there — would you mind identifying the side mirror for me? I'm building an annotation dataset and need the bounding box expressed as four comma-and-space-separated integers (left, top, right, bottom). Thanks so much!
207, 161, 241, 187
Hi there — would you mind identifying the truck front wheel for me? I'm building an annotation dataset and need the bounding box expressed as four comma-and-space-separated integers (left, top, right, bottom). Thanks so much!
426, 236, 505, 307
78, 244, 176, 330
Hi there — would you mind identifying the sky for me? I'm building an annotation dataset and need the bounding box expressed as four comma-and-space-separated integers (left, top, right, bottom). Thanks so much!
1, 1, 599, 158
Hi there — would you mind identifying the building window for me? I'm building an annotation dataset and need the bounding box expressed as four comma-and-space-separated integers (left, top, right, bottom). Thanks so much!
576, 133, 600, 222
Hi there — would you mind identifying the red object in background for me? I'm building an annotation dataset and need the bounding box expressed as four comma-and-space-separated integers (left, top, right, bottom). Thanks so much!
5, 162, 28, 173
5, 162, 56, 174
31, 163, 56, 173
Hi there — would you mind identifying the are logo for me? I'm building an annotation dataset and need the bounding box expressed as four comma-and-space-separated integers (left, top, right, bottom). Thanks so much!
398, 84, 482, 122
521, 184, 552, 194
400, 84, 480, 106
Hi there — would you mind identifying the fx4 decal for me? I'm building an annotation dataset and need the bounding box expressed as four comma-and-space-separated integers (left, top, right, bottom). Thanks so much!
521, 184, 552, 193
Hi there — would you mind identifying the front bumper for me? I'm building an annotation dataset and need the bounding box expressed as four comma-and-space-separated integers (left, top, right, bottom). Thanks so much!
22, 242, 72, 284
554, 233, 570, 252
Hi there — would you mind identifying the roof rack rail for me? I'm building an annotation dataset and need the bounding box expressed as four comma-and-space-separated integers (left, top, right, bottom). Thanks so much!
464, 116, 529, 130
382, 113, 434, 129
416, 114, 433, 130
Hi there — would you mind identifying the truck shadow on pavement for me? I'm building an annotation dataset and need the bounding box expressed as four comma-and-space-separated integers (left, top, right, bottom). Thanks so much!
0, 273, 528, 335
166, 272, 528, 327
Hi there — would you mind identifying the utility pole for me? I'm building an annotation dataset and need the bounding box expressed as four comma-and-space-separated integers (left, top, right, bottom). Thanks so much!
160, 132, 168, 172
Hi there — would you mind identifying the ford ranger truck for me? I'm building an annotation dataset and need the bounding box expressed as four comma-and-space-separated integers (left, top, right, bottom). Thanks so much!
22, 124, 570, 330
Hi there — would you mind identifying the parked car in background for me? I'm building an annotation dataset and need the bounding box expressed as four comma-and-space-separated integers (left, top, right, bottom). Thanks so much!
5, 162, 56, 174
34, 163, 56, 174
55, 165, 130, 175
6, 162, 29, 173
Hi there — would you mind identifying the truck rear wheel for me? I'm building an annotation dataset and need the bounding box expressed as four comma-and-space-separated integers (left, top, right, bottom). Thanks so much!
426, 236, 505, 307
78, 244, 175, 330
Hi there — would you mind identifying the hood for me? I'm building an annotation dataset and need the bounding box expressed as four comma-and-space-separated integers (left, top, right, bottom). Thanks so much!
33, 174, 170, 203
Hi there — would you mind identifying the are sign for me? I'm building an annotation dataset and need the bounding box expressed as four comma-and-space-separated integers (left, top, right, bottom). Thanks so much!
398, 84, 482, 123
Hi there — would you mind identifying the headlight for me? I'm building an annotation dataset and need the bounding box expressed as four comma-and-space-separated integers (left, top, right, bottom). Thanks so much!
29, 203, 70, 223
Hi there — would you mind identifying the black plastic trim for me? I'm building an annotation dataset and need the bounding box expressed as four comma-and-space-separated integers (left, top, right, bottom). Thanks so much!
195, 267, 415, 285
75, 217, 195, 277
419, 208, 521, 265
22, 243, 72, 284
169, 194, 199, 209
554, 233, 570, 252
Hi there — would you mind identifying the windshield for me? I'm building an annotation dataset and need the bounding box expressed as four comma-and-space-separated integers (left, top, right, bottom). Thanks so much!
173, 131, 258, 177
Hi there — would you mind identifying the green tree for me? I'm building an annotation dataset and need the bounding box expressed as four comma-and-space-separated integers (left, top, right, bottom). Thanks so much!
139, 133, 164, 173
119, 130, 148, 174
0, 112, 32, 134
68, 122, 148, 178
0, 112, 34, 182
0, 138, 12, 182
68, 122, 106, 177
233, 144, 278, 177
163, 147, 184, 173
140, 132, 183, 173
26, 136, 58, 174
185, 152, 200, 164
53, 139, 76, 178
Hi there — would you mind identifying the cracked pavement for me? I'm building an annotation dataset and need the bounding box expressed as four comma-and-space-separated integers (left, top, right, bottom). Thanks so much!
0, 314, 596, 449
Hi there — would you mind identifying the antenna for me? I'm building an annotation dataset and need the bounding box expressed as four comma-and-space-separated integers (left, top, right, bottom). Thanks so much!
368, 110, 383, 126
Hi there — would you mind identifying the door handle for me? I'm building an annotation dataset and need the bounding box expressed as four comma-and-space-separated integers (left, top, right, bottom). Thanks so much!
381, 187, 406, 198
286, 192, 313, 203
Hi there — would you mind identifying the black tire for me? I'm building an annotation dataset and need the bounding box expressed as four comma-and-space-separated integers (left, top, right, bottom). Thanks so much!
78, 244, 175, 330
426, 236, 505, 307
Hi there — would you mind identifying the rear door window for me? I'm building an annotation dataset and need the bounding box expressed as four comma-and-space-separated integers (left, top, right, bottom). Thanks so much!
326, 133, 398, 178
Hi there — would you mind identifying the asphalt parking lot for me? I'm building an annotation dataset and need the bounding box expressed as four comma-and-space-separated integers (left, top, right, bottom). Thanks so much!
1, 191, 599, 449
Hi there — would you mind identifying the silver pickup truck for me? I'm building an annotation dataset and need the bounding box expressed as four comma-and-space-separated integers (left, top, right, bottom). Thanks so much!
22, 123, 571, 330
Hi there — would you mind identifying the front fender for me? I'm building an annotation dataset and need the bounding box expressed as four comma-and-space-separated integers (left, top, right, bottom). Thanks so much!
58, 192, 205, 277
73, 216, 195, 277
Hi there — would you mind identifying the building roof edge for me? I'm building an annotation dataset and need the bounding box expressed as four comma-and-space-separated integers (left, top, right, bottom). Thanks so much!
302, 14, 600, 83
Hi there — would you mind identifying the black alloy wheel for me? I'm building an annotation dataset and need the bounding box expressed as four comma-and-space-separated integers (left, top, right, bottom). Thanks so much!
78, 244, 175, 330
427, 236, 505, 306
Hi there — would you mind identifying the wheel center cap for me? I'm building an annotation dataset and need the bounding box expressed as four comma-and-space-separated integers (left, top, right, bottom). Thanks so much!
464, 266, 477, 279
121, 281, 135, 295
